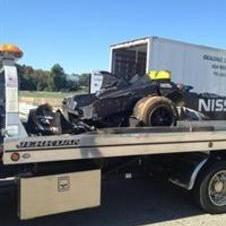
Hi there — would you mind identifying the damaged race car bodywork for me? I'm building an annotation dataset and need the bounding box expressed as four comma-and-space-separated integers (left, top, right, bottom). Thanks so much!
62, 73, 182, 129
61, 72, 226, 131
26, 71, 226, 136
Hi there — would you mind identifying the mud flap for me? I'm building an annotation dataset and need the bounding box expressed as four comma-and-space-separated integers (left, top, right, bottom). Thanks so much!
18, 170, 101, 220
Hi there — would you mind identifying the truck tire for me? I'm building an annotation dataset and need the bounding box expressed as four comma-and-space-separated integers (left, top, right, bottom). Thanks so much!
193, 161, 226, 214
133, 96, 177, 127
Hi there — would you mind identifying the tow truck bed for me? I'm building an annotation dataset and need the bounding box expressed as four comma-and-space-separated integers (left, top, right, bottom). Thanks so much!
3, 121, 226, 165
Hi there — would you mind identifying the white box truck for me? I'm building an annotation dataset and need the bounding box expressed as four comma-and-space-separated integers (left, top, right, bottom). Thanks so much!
109, 37, 226, 95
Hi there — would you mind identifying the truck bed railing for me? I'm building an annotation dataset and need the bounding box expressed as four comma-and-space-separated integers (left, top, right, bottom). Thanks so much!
3, 122, 226, 165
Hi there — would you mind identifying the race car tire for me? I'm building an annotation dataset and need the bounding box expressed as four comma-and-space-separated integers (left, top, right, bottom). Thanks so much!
133, 96, 177, 127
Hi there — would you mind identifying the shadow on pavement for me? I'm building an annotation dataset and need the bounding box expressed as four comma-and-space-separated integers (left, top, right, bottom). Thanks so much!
0, 178, 204, 226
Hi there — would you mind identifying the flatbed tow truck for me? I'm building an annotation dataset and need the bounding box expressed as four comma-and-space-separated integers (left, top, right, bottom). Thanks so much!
1, 44, 226, 220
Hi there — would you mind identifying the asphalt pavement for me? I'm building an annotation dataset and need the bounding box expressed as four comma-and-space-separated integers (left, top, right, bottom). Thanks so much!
0, 177, 226, 226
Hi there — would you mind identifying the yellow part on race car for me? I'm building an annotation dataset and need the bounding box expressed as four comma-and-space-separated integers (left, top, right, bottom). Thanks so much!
149, 70, 171, 81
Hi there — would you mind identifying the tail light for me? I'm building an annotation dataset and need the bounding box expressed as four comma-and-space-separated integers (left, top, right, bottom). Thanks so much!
10, 152, 20, 162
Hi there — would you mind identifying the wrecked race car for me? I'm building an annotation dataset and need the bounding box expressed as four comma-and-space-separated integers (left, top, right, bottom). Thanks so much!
62, 71, 181, 129
26, 71, 226, 136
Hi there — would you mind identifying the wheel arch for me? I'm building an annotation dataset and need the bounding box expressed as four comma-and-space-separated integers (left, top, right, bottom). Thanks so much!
191, 151, 226, 190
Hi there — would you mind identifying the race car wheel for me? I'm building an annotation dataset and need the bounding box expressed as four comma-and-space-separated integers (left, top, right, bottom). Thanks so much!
133, 96, 177, 127
193, 161, 226, 214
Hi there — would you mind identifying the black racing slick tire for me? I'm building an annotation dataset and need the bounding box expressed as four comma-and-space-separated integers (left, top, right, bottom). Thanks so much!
193, 161, 226, 214
133, 96, 177, 127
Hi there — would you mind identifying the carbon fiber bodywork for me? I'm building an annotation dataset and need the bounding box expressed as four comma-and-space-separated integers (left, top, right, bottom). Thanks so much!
62, 73, 226, 130
26, 73, 226, 135
62, 75, 182, 128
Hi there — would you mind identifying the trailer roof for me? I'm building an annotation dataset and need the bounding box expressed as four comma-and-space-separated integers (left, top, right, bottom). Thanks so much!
110, 37, 150, 50
110, 36, 226, 53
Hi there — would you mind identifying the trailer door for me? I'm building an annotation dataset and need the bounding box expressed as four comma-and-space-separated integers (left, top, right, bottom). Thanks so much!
111, 40, 149, 80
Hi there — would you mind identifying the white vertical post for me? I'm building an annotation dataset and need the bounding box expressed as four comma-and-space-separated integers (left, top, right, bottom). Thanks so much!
0, 51, 27, 139
3, 59, 19, 137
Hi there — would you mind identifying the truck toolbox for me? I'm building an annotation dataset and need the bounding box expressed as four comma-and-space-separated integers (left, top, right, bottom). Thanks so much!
19, 169, 101, 220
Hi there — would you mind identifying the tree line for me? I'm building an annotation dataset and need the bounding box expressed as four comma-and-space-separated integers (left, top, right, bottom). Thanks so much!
17, 64, 90, 92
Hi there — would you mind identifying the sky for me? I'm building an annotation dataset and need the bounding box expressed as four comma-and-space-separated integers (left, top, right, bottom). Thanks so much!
1, 0, 226, 74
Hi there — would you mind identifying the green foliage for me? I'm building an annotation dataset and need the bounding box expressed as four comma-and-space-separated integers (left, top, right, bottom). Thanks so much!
50, 64, 66, 91
79, 73, 90, 87
17, 63, 82, 92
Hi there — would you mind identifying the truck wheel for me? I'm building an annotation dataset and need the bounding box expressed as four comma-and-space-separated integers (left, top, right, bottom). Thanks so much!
194, 161, 226, 214
133, 96, 177, 127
